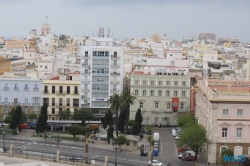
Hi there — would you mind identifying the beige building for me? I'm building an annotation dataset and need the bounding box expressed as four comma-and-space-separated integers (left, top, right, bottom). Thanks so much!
129, 68, 190, 126
42, 74, 80, 120
0, 57, 11, 75
5, 40, 30, 50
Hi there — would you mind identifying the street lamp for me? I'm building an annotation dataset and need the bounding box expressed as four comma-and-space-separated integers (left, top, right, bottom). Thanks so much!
55, 133, 61, 150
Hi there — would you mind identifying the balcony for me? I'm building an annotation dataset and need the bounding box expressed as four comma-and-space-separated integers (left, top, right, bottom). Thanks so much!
56, 103, 65, 107
73, 91, 79, 95
22, 103, 30, 106
43, 90, 49, 94
152, 109, 162, 113
3, 87, 9, 90
12, 102, 21, 106
162, 109, 172, 113
111, 72, 120, 76
111, 89, 119, 93
51, 103, 56, 106
2, 102, 10, 106
24, 88, 29, 91
82, 63, 90, 67
111, 63, 120, 68
73, 104, 79, 107
111, 55, 120, 59
81, 88, 90, 92
81, 103, 90, 108
81, 79, 90, 83
13, 87, 19, 91
82, 55, 90, 59
32, 103, 40, 106
56, 91, 66, 95
33, 88, 39, 91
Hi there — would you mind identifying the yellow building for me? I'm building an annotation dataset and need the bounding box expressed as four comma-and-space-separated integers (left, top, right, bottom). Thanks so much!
42, 74, 80, 120
5, 40, 30, 49
0, 57, 11, 75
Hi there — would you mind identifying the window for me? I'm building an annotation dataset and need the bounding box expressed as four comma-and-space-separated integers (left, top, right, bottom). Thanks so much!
52, 86, 55, 93
236, 128, 242, 140
25, 84, 28, 89
67, 86, 70, 94
166, 81, 170, 85
143, 80, 147, 85
45, 66, 48, 69
4, 98, 8, 102
59, 98, 63, 106
159, 81, 162, 85
222, 128, 228, 139
113, 85, 117, 90
182, 82, 186, 86
59, 86, 63, 93
151, 81, 154, 85
166, 91, 170, 97
52, 108, 55, 114
155, 103, 159, 109
44, 86, 48, 93
25, 106, 28, 113
234, 146, 243, 156
135, 90, 138, 96
15, 84, 18, 88
25, 98, 28, 103
52, 98, 55, 106
33, 97, 39, 103
167, 103, 171, 109
220, 146, 228, 155
135, 80, 139, 85
4, 106, 8, 112
143, 90, 146, 96
180, 103, 184, 109
150, 90, 154, 96
4, 84, 8, 87
237, 109, 243, 116
158, 90, 162, 96
14, 98, 18, 103
74, 86, 78, 94
67, 98, 70, 106
182, 91, 186, 97
140, 102, 143, 108
174, 91, 178, 97
223, 109, 228, 115
174, 81, 178, 85
33, 106, 38, 112
154, 117, 158, 123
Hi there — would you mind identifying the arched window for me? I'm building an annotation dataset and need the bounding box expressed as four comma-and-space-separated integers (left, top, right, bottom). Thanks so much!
220, 146, 228, 155
234, 146, 243, 156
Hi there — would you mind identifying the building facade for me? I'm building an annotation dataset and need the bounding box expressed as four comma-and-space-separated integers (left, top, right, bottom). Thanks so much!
195, 78, 250, 164
42, 74, 80, 120
80, 37, 124, 119
0, 78, 42, 122
129, 67, 190, 126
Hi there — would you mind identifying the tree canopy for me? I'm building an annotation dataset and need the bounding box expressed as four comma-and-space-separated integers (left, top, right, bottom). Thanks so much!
221, 149, 234, 166
10, 106, 22, 131
58, 109, 71, 120
72, 109, 94, 126
103, 110, 113, 129
28, 113, 37, 122
107, 126, 114, 139
68, 125, 83, 141
132, 121, 140, 135
118, 110, 125, 132
176, 123, 207, 159
177, 113, 195, 127
135, 108, 143, 131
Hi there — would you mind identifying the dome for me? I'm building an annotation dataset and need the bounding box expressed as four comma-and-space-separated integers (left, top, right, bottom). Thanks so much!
151, 34, 161, 43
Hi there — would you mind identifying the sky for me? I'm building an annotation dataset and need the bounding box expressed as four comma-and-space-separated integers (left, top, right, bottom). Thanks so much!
0, 0, 250, 42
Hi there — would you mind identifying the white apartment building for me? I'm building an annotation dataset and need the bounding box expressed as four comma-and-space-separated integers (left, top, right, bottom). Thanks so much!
80, 37, 124, 118
0, 78, 42, 121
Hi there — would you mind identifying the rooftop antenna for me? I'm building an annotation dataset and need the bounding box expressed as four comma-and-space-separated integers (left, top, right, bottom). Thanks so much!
45, 15, 48, 24
98, 27, 101, 37
102, 27, 104, 38
107, 27, 110, 38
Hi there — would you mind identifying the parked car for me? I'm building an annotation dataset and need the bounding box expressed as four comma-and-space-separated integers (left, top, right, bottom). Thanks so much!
20, 123, 28, 129
175, 135, 179, 140
182, 155, 196, 161
148, 160, 163, 166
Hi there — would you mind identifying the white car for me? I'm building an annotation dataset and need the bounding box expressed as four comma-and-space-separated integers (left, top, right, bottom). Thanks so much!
175, 135, 179, 140
148, 160, 163, 166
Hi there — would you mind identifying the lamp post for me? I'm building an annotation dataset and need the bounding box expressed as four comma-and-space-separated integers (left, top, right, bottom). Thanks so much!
55, 133, 61, 150
144, 115, 150, 152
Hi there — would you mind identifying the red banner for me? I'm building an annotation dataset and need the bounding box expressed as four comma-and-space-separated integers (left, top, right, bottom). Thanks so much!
172, 98, 179, 112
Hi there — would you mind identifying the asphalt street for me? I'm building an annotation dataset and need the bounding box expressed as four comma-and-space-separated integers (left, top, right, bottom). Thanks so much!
0, 128, 195, 166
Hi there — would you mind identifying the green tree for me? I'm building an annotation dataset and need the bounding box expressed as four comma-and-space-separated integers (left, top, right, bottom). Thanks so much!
221, 149, 234, 166
121, 90, 137, 133
68, 125, 83, 141
107, 126, 114, 143
28, 113, 37, 122
177, 113, 195, 127
146, 135, 153, 146
103, 110, 113, 129
128, 120, 134, 127
10, 106, 22, 132
107, 94, 122, 138
36, 103, 48, 134
118, 110, 125, 132
134, 108, 143, 132
21, 112, 27, 123
81, 127, 92, 136
177, 123, 207, 160
132, 122, 140, 135
146, 126, 153, 134
4, 108, 15, 124
116, 135, 128, 151
72, 109, 94, 126
58, 109, 71, 120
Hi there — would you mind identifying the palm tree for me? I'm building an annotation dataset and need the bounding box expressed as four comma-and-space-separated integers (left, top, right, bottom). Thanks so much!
107, 93, 122, 166
107, 93, 122, 137
121, 90, 137, 133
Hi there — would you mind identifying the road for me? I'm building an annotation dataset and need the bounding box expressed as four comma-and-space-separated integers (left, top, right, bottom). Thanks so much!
0, 128, 195, 166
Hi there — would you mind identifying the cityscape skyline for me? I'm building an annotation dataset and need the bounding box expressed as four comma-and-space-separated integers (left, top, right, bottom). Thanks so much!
0, 0, 250, 42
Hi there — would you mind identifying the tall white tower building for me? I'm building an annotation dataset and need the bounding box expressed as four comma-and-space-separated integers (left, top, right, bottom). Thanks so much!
80, 37, 124, 118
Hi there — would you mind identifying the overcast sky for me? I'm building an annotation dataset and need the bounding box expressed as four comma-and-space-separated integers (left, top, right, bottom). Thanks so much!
0, 0, 250, 42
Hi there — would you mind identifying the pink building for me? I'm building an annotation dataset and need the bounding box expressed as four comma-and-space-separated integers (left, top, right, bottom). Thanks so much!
196, 77, 250, 164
